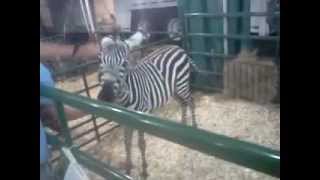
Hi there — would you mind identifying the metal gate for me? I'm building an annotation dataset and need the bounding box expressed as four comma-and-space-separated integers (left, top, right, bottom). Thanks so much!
177, 0, 280, 97
41, 84, 280, 179
40, 0, 280, 178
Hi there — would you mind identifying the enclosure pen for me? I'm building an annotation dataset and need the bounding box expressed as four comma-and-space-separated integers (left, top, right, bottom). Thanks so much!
178, 0, 279, 94
40, 0, 279, 178
45, 60, 122, 165
41, 84, 280, 179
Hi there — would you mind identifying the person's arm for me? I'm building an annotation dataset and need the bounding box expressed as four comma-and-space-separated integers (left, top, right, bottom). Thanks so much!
40, 104, 88, 132
40, 63, 88, 132
41, 104, 87, 122
40, 41, 99, 60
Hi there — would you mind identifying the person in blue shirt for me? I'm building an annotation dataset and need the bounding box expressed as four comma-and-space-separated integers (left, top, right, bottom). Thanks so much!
40, 63, 56, 180
40, 63, 87, 179
41, 1, 98, 178
40, 64, 88, 132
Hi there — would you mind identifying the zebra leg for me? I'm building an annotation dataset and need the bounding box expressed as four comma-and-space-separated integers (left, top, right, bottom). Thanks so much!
138, 130, 148, 179
124, 127, 134, 175
188, 97, 197, 128
175, 96, 188, 125
181, 103, 188, 125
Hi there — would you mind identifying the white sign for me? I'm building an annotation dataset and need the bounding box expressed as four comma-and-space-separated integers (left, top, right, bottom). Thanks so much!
130, 0, 177, 10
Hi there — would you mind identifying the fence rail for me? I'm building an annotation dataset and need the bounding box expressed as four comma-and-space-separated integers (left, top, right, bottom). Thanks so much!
41, 84, 280, 178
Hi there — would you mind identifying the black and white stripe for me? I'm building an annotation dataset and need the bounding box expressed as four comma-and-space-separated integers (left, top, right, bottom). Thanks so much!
97, 33, 197, 178
98, 43, 196, 125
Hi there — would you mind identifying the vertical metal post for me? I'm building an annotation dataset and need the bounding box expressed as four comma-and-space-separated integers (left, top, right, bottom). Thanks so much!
183, 14, 190, 53
223, 0, 229, 55
55, 101, 73, 146
177, 0, 187, 50
241, 0, 251, 50
82, 71, 101, 142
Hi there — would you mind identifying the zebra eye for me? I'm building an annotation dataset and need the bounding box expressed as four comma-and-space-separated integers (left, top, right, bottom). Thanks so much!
112, 83, 120, 93
123, 61, 128, 68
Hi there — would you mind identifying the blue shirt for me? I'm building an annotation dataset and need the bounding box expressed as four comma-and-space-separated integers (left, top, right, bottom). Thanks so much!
40, 63, 54, 105
40, 63, 54, 164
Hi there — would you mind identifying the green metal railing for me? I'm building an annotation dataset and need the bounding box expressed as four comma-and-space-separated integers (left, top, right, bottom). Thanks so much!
47, 132, 132, 180
51, 60, 121, 150
177, 0, 280, 92
41, 84, 280, 178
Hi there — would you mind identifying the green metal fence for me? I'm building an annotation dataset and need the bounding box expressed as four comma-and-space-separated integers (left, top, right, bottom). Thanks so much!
41, 84, 280, 179
41, 0, 279, 178
52, 60, 121, 149
177, 0, 280, 92
44, 61, 123, 167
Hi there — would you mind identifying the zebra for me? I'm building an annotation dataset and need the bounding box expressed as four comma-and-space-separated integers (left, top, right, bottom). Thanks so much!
97, 31, 197, 178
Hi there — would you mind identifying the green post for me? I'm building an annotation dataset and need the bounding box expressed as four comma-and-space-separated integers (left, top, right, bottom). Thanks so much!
41, 84, 280, 177
55, 101, 73, 146
206, 0, 224, 89
241, 0, 251, 50
177, 0, 187, 50
227, 0, 242, 55
185, 0, 208, 87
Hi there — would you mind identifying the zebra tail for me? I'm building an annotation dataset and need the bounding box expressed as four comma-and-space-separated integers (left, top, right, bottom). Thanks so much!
188, 57, 200, 72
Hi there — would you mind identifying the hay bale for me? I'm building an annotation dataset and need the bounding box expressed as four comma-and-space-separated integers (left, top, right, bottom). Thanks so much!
223, 50, 278, 104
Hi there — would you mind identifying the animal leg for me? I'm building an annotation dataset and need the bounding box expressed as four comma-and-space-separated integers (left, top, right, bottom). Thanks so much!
188, 97, 197, 128
124, 127, 134, 175
138, 130, 148, 179
175, 95, 188, 125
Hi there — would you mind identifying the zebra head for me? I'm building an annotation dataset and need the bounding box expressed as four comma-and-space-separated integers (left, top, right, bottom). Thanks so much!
97, 27, 150, 103
97, 38, 130, 103
98, 35, 130, 81
97, 64, 129, 103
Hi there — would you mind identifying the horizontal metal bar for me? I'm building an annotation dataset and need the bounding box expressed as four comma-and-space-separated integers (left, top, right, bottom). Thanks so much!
137, 31, 172, 35
74, 83, 100, 94
40, 34, 65, 41
189, 51, 236, 59
99, 124, 121, 137
184, 12, 280, 18
72, 148, 132, 180
69, 116, 96, 130
41, 84, 280, 177
78, 135, 100, 149
119, 30, 172, 35
130, 36, 181, 52
191, 83, 223, 93
192, 69, 223, 77
72, 120, 113, 141
186, 33, 279, 41
53, 60, 100, 77
78, 124, 121, 148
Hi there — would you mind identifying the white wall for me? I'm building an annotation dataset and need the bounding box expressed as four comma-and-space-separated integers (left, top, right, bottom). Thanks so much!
250, 0, 270, 36
114, 0, 131, 31
94, 0, 115, 24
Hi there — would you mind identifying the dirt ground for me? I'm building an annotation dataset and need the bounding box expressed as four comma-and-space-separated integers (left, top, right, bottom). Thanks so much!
55, 72, 280, 180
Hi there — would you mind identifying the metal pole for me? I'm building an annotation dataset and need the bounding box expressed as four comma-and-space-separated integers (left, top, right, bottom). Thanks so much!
81, 71, 101, 142
41, 84, 280, 177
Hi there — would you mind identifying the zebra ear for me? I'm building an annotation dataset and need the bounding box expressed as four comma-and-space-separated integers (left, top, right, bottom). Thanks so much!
101, 36, 115, 52
124, 31, 147, 50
